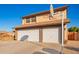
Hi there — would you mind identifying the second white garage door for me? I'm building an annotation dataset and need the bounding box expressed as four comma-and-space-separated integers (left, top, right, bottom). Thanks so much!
43, 27, 61, 43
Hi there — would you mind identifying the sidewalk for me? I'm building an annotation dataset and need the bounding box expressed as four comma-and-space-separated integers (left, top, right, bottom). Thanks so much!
64, 40, 79, 54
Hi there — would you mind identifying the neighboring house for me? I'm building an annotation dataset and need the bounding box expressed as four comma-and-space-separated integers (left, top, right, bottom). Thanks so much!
15, 6, 70, 43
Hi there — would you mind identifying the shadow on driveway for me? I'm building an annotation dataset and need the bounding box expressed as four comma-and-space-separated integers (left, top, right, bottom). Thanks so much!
42, 48, 60, 54
33, 48, 60, 54
65, 46, 79, 51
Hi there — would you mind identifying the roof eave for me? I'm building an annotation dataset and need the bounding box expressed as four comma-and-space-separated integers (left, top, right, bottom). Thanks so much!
15, 19, 70, 30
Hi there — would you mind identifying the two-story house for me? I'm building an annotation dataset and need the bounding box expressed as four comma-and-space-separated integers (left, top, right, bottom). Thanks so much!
15, 6, 70, 43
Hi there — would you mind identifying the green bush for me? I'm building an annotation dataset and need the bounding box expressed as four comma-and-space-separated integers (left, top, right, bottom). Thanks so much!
68, 26, 79, 32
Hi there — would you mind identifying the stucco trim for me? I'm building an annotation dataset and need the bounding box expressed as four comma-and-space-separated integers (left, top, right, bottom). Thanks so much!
39, 28, 43, 43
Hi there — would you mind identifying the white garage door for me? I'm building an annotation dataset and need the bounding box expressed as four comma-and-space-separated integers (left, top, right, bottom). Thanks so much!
17, 29, 39, 42
43, 27, 61, 43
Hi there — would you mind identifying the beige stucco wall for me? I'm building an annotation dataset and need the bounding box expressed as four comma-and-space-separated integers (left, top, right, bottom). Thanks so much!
36, 14, 49, 22
52, 10, 67, 20
22, 9, 67, 25
64, 24, 68, 41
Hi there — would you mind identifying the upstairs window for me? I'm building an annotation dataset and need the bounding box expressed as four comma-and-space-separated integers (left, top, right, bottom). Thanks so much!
26, 18, 30, 23
31, 17, 36, 22
26, 16, 36, 23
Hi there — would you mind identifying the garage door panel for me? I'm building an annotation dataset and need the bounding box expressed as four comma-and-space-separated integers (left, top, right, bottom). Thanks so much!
43, 27, 61, 43
17, 29, 39, 42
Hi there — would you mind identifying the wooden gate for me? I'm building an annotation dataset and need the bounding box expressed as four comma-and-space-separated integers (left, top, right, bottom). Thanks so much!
68, 32, 79, 41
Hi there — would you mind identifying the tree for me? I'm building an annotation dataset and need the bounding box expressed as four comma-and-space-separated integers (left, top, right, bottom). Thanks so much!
77, 28, 79, 32
68, 26, 79, 32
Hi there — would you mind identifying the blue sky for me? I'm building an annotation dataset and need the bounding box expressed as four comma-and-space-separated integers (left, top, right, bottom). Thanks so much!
0, 4, 79, 31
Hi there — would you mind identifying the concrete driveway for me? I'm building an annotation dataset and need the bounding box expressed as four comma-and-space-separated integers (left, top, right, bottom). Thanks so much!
0, 40, 78, 54
0, 41, 61, 54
